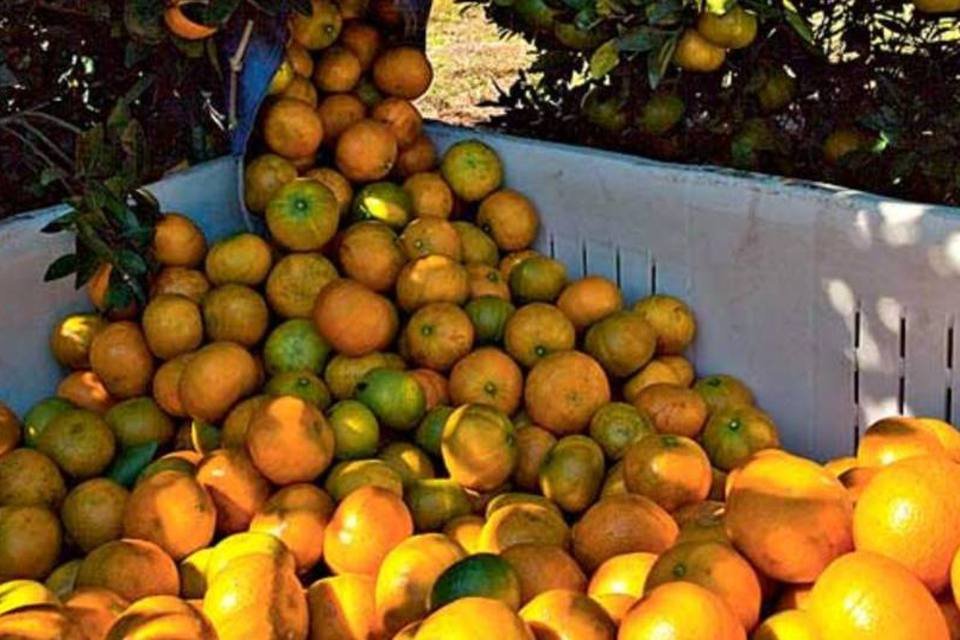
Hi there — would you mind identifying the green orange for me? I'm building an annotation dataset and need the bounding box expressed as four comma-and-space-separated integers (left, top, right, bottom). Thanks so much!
264, 319, 332, 375
327, 400, 380, 460
266, 179, 341, 251
355, 368, 426, 430
428, 553, 522, 611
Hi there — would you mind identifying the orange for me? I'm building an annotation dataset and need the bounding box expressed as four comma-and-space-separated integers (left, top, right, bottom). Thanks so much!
263, 97, 323, 159
633, 294, 697, 354
399, 218, 462, 261
409, 369, 449, 410
619, 582, 745, 640
725, 450, 853, 583
303, 167, 354, 216
466, 264, 510, 300
823, 128, 870, 164
0, 581, 61, 620
571, 494, 678, 572
266, 252, 338, 319
202, 284, 269, 347
588, 402, 654, 461
151, 267, 210, 303
306, 574, 377, 640
202, 552, 308, 640
87, 263, 137, 319
203, 531, 295, 583
485, 493, 562, 519
178, 341, 259, 423
64, 587, 128, 639
441, 403, 517, 491
60, 478, 128, 553
448, 347, 524, 415
857, 416, 946, 467
694, 374, 755, 413
440, 139, 503, 202
505, 303, 575, 367
403, 303, 475, 372
587, 552, 658, 598
286, 41, 313, 76
623, 359, 683, 402
590, 593, 635, 626
352, 181, 413, 229
854, 455, 960, 592
195, 448, 271, 535
340, 22, 381, 69
404, 172, 454, 219
502, 545, 587, 605
335, 119, 398, 182
313, 278, 399, 356
89, 321, 154, 399
539, 435, 605, 513
37, 409, 116, 479
600, 461, 627, 497
152, 213, 206, 268
701, 405, 781, 471
672, 28, 726, 72
646, 540, 761, 630
524, 351, 610, 435
0, 448, 66, 508
415, 597, 532, 640
396, 255, 470, 311
519, 589, 616, 640
204, 232, 272, 286
752, 609, 820, 640
246, 395, 335, 485
372, 98, 423, 149
57, 371, 114, 414
453, 221, 500, 266
674, 500, 729, 546
376, 533, 466, 635
697, 5, 757, 49
633, 383, 708, 437
289, 0, 342, 49
555, 276, 623, 332
584, 311, 657, 378
105, 595, 216, 640
839, 465, 879, 503
49, 313, 108, 369
324, 351, 406, 400
266, 178, 340, 251
45, 559, 81, 599
808, 551, 949, 640
76, 539, 179, 601
372, 46, 433, 99
323, 486, 413, 576
141, 294, 202, 360
443, 515, 485, 554
379, 441, 435, 484
500, 250, 540, 282
476, 189, 540, 252
249, 483, 334, 574
337, 221, 406, 293
478, 502, 571, 554
396, 134, 438, 177
0, 506, 61, 580
317, 93, 367, 144
0, 404, 18, 459
509, 255, 568, 303
324, 459, 402, 501
623, 433, 711, 511
823, 456, 858, 477
915, 417, 960, 462
405, 478, 471, 531
163, 2, 218, 39
513, 425, 557, 491
315, 46, 363, 92
428, 553, 522, 611
660, 355, 695, 386
123, 470, 215, 560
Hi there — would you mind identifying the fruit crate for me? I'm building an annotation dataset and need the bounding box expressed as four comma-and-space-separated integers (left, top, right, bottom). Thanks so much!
3, 123, 960, 461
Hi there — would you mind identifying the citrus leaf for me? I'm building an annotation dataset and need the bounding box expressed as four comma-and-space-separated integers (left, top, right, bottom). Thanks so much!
116, 249, 149, 276
647, 32, 678, 89
44, 254, 78, 282
108, 442, 159, 488
40, 212, 76, 234
589, 39, 620, 79
618, 27, 658, 52
74, 252, 101, 289
782, 0, 812, 44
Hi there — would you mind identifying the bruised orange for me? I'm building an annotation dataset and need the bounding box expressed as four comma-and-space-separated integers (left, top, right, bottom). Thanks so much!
501, 545, 587, 604
123, 470, 215, 560
246, 395, 335, 485
623, 433, 711, 512
571, 493, 678, 572
249, 483, 334, 574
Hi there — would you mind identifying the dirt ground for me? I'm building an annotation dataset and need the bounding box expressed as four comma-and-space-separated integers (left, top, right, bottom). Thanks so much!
417, 0, 532, 125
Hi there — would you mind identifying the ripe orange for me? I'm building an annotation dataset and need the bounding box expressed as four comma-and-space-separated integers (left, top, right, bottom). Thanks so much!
403, 172, 454, 219
340, 22, 381, 69
857, 416, 946, 467
520, 589, 616, 639
303, 167, 354, 217
701, 405, 781, 471
466, 264, 509, 300
633, 383, 708, 437
752, 609, 820, 640
0, 403, 19, 458
201, 284, 269, 347
501, 545, 587, 604
854, 455, 960, 592
246, 395, 335, 485
314, 46, 362, 92
335, 119, 398, 182
415, 597, 532, 640
306, 574, 377, 640
372, 46, 433, 99
539, 435, 605, 513
440, 139, 503, 202
204, 232, 272, 286
584, 311, 657, 378
513, 425, 557, 491
674, 500, 729, 546
633, 294, 697, 354
404, 302, 475, 371
337, 221, 407, 293
265, 252, 338, 319
395, 134, 438, 177
89, 321, 154, 399
399, 218, 462, 261
289, 0, 342, 49
725, 450, 853, 583
0, 448, 66, 508
623, 433, 711, 511
312, 278, 399, 356
443, 514, 484, 554
453, 221, 500, 266
694, 374, 755, 413
372, 98, 423, 149
323, 486, 413, 576
555, 276, 623, 332
195, 448, 271, 535
619, 582, 745, 640
263, 98, 323, 159
524, 351, 610, 435
60, 478, 128, 553
808, 551, 949, 640
151, 266, 210, 303
244, 152, 296, 214
441, 403, 517, 492
249, 483, 334, 574
141, 294, 203, 360
672, 29, 726, 72
587, 552, 657, 598
106, 595, 217, 639
49, 313, 108, 370
64, 587, 128, 639
87, 263, 137, 319
57, 371, 114, 414
915, 417, 960, 462
0, 505, 62, 580
409, 369, 449, 410
317, 93, 367, 144
75, 539, 179, 601
622, 359, 683, 402
178, 341, 259, 423
504, 303, 576, 367
448, 347, 523, 415
123, 470, 216, 560
509, 255, 568, 303
571, 494, 678, 572
396, 255, 470, 312
153, 213, 206, 268
476, 189, 540, 251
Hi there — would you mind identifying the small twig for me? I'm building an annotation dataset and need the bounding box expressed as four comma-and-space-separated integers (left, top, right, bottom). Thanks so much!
12, 119, 73, 166
228, 19, 255, 132
21, 110, 82, 134
33, 1, 93, 18
0, 125, 75, 193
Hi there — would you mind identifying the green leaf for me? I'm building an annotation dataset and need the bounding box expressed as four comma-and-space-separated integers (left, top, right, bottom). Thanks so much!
618, 27, 658, 52
782, 0, 812, 44
108, 442, 159, 488
39, 167, 65, 187
75, 125, 112, 178
104, 279, 134, 311
116, 249, 149, 276
40, 212, 76, 234
647, 33, 678, 89
589, 39, 620, 79
44, 254, 78, 282
646, 0, 682, 24
74, 252, 101, 289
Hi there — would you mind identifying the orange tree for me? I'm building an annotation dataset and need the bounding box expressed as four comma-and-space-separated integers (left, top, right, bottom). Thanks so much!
470, 0, 960, 205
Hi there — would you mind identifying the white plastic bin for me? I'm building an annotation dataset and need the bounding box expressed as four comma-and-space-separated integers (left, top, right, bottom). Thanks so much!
3, 123, 960, 461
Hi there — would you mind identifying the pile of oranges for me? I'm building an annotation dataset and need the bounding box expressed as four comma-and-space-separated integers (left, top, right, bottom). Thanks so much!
4, 1, 960, 638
